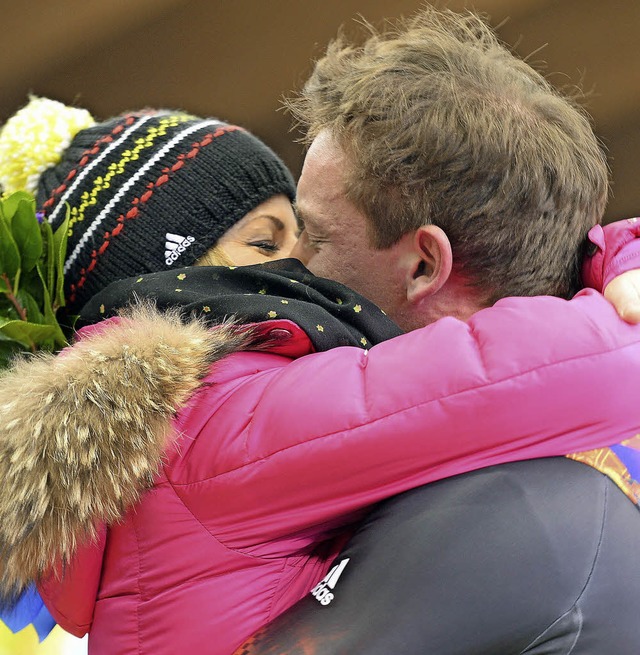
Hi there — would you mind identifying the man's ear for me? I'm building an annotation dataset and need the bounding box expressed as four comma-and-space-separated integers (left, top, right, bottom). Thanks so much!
406, 225, 453, 304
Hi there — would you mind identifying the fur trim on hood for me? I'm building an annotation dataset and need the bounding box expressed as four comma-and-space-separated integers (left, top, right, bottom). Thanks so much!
0, 305, 250, 600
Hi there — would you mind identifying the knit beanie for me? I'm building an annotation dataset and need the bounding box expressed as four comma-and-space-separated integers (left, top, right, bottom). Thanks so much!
0, 97, 296, 313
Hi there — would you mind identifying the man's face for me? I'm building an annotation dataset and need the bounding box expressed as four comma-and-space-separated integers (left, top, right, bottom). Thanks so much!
291, 131, 408, 320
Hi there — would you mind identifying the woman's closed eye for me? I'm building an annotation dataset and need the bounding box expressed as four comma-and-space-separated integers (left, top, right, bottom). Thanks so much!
247, 239, 279, 254
213, 195, 299, 265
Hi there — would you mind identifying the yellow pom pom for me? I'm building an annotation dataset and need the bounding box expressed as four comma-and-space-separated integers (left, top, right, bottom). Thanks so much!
0, 97, 95, 195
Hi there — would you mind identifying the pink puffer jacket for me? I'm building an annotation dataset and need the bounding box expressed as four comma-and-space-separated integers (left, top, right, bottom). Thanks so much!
2, 222, 639, 655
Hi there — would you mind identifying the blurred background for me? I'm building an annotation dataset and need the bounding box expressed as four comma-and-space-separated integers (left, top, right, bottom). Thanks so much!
1, 0, 639, 213
0, 1, 638, 651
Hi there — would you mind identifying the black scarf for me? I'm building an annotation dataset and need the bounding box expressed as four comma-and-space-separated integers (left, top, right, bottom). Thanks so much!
79, 259, 403, 350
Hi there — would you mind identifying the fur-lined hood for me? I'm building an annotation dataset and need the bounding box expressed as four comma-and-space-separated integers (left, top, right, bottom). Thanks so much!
0, 305, 251, 601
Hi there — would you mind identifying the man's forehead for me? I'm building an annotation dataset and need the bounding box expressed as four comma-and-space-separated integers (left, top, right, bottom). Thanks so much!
303, 150, 348, 187
306, 129, 345, 163
293, 197, 324, 232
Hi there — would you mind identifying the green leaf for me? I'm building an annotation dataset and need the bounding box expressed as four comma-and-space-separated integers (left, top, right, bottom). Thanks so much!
1, 191, 36, 221
16, 289, 43, 324
38, 274, 67, 348
17, 270, 45, 306
0, 213, 21, 281
52, 213, 69, 308
0, 317, 56, 348
0, 192, 69, 364
11, 198, 43, 272
40, 219, 55, 299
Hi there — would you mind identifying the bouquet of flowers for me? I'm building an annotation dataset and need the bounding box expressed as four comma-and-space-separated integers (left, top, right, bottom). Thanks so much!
0, 191, 68, 365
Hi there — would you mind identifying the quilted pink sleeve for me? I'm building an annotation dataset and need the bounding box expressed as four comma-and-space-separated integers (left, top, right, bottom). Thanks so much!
183, 291, 640, 548
582, 217, 640, 291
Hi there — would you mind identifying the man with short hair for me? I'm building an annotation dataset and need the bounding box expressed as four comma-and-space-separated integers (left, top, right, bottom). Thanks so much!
234, 8, 640, 653
289, 8, 608, 325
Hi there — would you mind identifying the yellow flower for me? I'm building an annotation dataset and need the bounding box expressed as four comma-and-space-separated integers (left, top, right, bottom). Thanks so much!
316, 324, 324, 332
203, 306, 211, 313
177, 273, 187, 280
99, 304, 105, 314
281, 299, 289, 304
360, 337, 368, 346
354, 304, 362, 313
258, 288, 267, 295
267, 311, 277, 318
136, 277, 144, 283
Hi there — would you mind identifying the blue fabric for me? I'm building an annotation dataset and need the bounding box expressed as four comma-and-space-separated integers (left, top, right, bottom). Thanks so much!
0, 583, 57, 641
611, 443, 640, 483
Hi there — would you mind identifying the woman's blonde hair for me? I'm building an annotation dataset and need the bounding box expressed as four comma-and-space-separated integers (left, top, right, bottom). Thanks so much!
196, 245, 235, 267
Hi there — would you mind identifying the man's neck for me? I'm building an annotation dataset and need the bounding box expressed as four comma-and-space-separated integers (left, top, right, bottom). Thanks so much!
398, 273, 488, 331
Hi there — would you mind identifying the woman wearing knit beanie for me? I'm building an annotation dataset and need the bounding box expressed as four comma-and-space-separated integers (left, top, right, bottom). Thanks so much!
0, 97, 299, 317
0, 96, 299, 652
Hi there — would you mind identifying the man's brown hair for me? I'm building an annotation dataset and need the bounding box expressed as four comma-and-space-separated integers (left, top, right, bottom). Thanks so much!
287, 7, 609, 302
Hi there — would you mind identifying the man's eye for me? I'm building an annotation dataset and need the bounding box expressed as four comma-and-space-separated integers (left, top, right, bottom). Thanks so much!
298, 227, 325, 253
305, 235, 325, 252
248, 240, 279, 253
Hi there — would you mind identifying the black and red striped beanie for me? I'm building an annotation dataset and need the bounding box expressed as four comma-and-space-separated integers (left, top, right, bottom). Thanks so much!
0, 99, 296, 314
